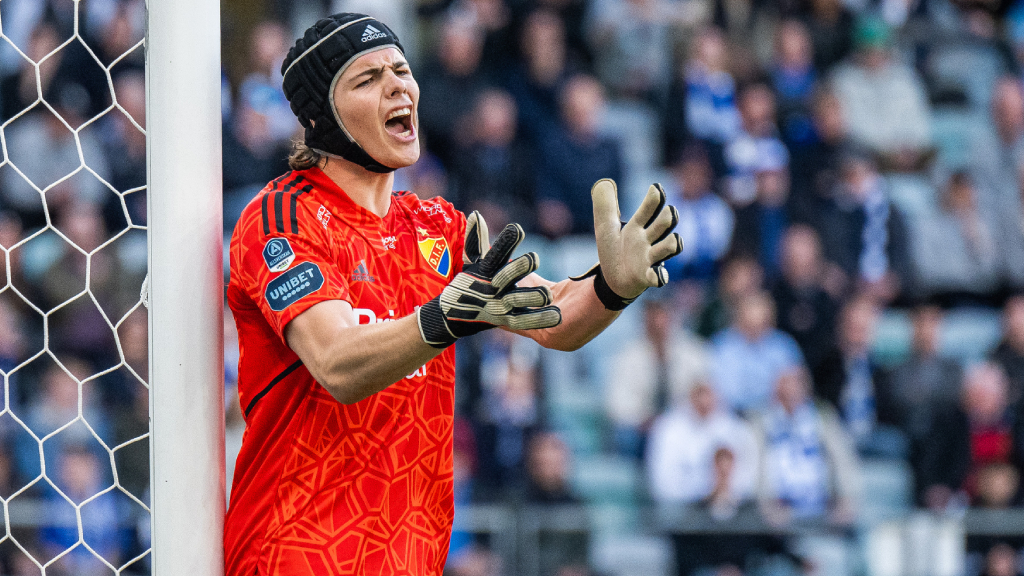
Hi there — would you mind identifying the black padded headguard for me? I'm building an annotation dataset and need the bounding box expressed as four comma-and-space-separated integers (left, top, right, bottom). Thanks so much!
281, 13, 406, 173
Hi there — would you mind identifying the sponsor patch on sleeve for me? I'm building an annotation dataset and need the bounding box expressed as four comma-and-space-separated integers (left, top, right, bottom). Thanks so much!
263, 237, 296, 272
265, 262, 325, 312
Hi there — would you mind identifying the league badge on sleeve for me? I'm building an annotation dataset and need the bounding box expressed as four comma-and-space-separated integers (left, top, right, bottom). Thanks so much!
263, 237, 296, 272
416, 227, 451, 278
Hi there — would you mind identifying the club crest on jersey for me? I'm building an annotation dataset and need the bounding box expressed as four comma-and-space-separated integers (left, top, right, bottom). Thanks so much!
262, 237, 295, 272
417, 227, 451, 278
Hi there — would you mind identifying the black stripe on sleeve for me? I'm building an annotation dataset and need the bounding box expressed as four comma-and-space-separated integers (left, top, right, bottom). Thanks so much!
274, 189, 285, 233
261, 191, 271, 236
244, 359, 304, 417
289, 184, 315, 234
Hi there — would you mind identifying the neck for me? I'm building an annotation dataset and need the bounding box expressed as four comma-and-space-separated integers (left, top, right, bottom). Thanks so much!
320, 156, 394, 218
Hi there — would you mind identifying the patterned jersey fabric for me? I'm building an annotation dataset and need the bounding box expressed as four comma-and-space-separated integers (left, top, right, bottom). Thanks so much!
224, 166, 467, 576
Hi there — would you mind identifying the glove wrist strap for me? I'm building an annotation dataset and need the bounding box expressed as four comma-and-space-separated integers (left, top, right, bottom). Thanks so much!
417, 298, 458, 349
570, 264, 638, 311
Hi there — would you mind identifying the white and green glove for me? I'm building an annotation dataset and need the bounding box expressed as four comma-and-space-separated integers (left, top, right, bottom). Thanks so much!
417, 211, 562, 348
572, 179, 684, 310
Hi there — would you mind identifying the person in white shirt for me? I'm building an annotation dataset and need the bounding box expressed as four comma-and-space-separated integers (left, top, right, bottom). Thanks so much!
646, 380, 758, 504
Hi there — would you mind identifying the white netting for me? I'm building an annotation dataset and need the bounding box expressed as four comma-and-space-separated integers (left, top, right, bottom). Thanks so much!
0, 0, 150, 574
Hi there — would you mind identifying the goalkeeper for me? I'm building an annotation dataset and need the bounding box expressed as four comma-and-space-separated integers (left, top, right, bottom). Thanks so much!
224, 12, 683, 576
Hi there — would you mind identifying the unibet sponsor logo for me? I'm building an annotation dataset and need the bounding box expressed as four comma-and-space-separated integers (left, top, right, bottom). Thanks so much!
262, 237, 295, 272
265, 262, 324, 311
361, 24, 386, 43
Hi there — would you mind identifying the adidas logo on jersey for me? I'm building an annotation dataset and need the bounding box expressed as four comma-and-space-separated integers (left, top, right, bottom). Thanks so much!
361, 24, 386, 43
351, 260, 375, 283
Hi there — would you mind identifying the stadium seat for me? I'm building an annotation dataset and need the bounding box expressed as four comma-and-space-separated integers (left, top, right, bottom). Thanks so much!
872, 309, 913, 367
858, 458, 915, 526
938, 307, 1002, 363
927, 43, 1007, 111
590, 533, 674, 576
571, 454, 643, 506
886, 174, 938, 219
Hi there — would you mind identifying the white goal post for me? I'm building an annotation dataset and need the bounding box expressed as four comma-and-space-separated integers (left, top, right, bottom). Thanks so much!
146, 0, 225, 573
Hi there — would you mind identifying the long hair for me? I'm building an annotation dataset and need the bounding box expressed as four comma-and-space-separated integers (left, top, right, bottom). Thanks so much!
288, 140, 322, 170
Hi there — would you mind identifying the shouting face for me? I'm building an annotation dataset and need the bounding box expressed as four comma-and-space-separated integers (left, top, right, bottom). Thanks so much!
331, 47, 420, 169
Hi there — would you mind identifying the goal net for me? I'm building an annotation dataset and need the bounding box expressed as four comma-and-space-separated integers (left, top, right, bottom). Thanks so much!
0, 0, 225, 574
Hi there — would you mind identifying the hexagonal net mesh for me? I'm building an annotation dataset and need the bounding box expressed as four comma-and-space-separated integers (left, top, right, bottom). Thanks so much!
0, 1, 151, 575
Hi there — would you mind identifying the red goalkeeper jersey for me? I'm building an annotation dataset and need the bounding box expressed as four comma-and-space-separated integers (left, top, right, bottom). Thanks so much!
225, 167, 466, 576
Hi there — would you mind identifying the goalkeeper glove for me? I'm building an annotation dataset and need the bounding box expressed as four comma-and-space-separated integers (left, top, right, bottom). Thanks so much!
417, 213, 562, 348
572, 179, 683, 311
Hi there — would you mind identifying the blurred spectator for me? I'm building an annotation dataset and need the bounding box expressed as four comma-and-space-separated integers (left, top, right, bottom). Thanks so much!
753, 367, 859, 526
730, 154, 791, 279
981, 77, 1024, 210
523, 432, 580, 505
448, 89, 537, 232
417, 13, 489, 166
94, 0, 145, 69
787, 88, 850, 223
771, 20, 816, 141
0, 23, 61, 121
237, 21, 296, 145
18, 359, 109, 482
1, 82, 111, 229
803, 0, 855, 71
884, 305, 963, 446
813, 150, 911, 302
505, 9, 577, 143
669, 443, 794, 576
221, 86, 293, 226
771, 225, 840, 370
445, 544, 503, 576
525, 0, 593, 68
710, 291, 805, 413
606, 294, 710, 458
662, 142, 735, 284
41, 444, 120, 575
695, 255, 764, 338
646, 380, 758, 505
830, 17, 933, 169
472, 330, 542, 496
585, 0, 698, 101
535, 74, 623, 238
913, 172, 1002, 299
982, 543, 1024, 576
918, 363, 1020, 510
723, 82, 790, 209
991, 295, 1024, 410
521, 432, 589, 576
813, 295, 908, 457
0, 298, 27, 386
97, 71, 147, 231
449, 416, 478, 560
0, 20, 109, 123
664, 26, 741, 161
41, 203, 136, 366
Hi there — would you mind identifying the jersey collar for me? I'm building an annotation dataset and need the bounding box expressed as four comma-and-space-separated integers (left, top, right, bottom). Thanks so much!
299, 166, 394, 239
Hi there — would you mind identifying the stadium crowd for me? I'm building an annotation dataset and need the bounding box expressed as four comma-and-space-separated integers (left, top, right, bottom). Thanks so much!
9, 0, 1024, 573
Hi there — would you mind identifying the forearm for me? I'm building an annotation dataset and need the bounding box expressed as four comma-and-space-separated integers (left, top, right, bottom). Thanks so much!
514, 274, 618, 351
286, 307, 441, 404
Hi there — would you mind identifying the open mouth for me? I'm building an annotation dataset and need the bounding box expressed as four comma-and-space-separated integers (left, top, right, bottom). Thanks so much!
385, 107, 414, 139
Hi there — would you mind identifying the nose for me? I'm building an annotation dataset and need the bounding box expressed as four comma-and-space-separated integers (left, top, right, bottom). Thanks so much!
384, 69, 409, 99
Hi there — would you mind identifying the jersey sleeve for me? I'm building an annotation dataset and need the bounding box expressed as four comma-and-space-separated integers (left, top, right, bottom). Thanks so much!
235, 201, 351, 342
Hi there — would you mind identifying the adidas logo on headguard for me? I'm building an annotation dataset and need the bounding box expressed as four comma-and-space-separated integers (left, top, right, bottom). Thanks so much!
361, 24, 386, 43
351, 260, 375, 283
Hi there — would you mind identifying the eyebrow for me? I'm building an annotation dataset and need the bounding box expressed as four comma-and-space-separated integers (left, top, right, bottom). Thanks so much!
351, 60, 410, 82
